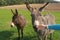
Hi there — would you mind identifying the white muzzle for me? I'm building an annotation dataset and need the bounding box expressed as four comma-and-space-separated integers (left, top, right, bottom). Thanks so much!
11, 22, 15, 27
34, 20, 40, 26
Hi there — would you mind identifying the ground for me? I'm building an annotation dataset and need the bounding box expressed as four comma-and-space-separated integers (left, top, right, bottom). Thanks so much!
0, 3, 60, 11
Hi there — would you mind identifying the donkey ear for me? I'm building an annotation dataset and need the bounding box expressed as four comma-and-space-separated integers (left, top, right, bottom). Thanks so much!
15, 9, 18, 15
39, 2, 49, 11
24, 0, 29, 4
24, 0, 33, 12
11, 9, 15, 15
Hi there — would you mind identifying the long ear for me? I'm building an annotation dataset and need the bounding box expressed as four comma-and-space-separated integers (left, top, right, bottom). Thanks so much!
25, 0, 33, 12
39, 2, 49, 11
11, 9, 15, 15
15, 9, 18, 15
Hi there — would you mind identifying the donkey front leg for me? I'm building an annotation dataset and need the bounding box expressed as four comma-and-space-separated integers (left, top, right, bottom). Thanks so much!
21, 28, 23, 39
37, 32, 42, 40
44, 35, 47, 40
17, 29, 20, 40
37, 34, 40, 40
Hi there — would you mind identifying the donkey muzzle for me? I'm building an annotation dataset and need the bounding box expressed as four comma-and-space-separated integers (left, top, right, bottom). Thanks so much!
11, 22, 15, 27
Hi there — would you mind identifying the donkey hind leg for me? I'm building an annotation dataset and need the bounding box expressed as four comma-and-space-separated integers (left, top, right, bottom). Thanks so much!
17, 29, 20, 40
50, 33, 52, 40
21, 28, 23, 39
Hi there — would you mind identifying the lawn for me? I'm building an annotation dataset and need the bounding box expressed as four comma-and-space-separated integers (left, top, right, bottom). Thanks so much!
0, 9, 60, 40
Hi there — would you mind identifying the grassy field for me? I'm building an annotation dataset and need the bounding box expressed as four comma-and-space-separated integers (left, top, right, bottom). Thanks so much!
0, 9, 60, 40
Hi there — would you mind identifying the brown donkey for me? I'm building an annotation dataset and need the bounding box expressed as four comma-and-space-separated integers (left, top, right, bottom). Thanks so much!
25, 1, 55, 40
11, 9, 26, 40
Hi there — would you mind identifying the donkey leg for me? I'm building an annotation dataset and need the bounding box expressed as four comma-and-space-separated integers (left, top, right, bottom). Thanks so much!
17, 29, 20, 40
44, 35, 46, 40
50, 33, 52, 40
44, 35, 47, 40
37, 33, 42, 40
21, 28, 23, 39
37, 34, 40, 40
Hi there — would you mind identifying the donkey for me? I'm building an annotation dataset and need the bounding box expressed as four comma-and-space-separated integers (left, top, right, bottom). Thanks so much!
10, 9, 26, 40
25, 1, 55, 40
43, 13, 55, 40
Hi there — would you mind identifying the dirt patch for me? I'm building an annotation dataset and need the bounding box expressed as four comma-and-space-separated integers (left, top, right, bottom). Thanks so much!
0, 3, 60, 11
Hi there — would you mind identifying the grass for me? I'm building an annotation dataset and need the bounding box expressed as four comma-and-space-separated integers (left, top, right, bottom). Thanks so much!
0, 9, 60, 40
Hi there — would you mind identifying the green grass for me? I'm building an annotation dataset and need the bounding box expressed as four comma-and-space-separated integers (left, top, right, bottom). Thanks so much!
0, 9, 60, 40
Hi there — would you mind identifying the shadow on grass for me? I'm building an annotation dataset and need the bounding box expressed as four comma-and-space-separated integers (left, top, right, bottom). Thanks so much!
23, 36, 37, 40
0, 31, 14, 40
13, 36, 37, 40
0, 31, 51, 40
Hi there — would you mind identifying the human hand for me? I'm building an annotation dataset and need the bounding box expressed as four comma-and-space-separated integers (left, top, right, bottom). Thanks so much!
36, 24, 48, 30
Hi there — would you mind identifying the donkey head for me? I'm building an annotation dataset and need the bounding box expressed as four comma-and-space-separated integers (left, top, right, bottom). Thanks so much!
11, 9, 19, 27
